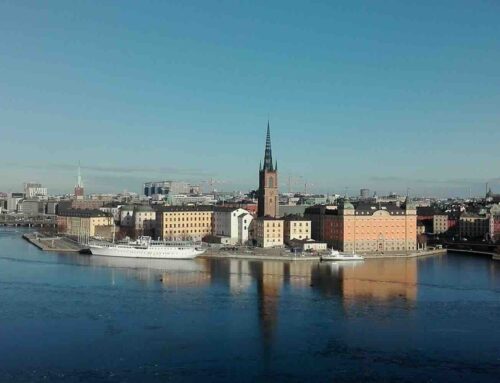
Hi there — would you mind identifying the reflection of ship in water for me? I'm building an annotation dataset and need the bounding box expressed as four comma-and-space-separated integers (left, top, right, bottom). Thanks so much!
61, 253, 210, 285
341, 259, 418, 302
160, 258, 211, 288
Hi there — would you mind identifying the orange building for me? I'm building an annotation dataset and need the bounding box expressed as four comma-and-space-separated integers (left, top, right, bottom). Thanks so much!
306, 198, 418, 253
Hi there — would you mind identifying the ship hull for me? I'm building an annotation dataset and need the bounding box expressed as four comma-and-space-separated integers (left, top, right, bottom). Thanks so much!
89, 245, 204, 259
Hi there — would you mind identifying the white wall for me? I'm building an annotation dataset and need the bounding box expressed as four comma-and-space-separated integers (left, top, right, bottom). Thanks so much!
213, 208, 252, 245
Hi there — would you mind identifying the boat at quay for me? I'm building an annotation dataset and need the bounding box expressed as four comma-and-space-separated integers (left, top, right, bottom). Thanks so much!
89, 236, 206, 259
321, 249, 365, 261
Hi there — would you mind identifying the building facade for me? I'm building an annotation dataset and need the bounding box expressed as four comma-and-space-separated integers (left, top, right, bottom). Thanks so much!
212, 207, 253, 245
143, 181, 201, 197
306, 199, 418, 253
155, 206, 213, 240
283, 216, 311, 244
459, 213, 490, 239
24, 183, 47, 199
250, 218, 284, 248
257, 122, 279, 218
490, 205, 500, 243
433, 214, 449, 234
21, 200, 43, 216
57, 209, 113, 239
133, 205, 156, 236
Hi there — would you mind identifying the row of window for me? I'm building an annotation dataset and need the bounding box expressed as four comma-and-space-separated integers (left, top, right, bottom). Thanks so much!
164, 216, 210, 222
167, 223, 210, 228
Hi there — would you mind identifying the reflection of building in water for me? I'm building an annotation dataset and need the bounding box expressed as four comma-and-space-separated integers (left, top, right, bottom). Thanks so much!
341, 259, 418, 302
288, 262, 314, 288
310, 262, 343, 297
248, 261, 280, 351
229, 260, 252, 294
160, 258, 211, 287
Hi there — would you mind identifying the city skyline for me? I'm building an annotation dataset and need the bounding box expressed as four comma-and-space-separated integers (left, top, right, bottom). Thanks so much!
1, 1, 500, 196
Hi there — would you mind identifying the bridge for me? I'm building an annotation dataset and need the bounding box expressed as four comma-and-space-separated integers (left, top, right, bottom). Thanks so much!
0, 215, 57, 228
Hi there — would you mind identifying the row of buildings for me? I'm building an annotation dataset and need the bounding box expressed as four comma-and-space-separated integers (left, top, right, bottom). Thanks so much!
53, 123, 422, 254
4, 122, 499, 252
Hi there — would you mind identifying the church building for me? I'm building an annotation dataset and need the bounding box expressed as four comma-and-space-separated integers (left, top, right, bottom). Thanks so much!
257, 122, 279, 218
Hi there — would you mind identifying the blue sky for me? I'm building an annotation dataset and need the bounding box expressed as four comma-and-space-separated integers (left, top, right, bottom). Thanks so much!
1, 1, 499, 197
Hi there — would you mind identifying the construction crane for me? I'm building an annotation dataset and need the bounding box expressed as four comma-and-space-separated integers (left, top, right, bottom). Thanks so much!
201, 178, 226, 194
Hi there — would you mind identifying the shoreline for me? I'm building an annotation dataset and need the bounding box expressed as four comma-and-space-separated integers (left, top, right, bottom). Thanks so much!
22, 232, 448, 261
201, 248, 447, 261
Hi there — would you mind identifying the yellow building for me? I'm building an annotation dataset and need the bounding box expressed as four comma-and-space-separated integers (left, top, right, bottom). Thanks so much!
283, 216, 311, 244
250, 217, 284, 248
57, 209, 113, 239
155, 206, 213, 240
433, 214, 449, 234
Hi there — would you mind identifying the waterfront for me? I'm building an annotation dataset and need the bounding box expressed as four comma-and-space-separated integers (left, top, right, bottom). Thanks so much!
1, 229, 499, 382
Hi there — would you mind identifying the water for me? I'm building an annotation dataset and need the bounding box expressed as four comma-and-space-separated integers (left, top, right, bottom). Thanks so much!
1, 229, 499, 382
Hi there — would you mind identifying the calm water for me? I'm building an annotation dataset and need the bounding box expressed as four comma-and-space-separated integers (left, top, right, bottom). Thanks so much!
1, 229, 499, 382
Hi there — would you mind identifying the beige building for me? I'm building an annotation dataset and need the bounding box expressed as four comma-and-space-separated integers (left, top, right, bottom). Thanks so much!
155, 206, 213, 240
57, 209, 113, 240
283, 216, 311, 244
250, 217, 284, 248
433, 214, 449, 234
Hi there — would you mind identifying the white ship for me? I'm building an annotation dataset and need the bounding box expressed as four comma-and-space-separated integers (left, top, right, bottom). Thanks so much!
321, 249, 364, 261
89, 236, 205, 259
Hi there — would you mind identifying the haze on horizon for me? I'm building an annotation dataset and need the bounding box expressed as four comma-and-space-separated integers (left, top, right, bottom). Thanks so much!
1, 1, 499, 198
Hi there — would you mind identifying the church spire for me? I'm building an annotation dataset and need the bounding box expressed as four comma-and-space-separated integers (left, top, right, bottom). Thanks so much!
263, 120, 274, 171
77, 161, 83, 187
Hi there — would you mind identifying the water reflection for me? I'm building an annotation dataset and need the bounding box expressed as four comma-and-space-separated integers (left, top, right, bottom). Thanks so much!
62, 254, 419, 304
341, 259, 418, 301
55, 253, 419, 350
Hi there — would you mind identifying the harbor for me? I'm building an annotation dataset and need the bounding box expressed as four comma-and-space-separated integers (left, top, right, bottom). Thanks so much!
1, 229, 499, 382
22, 230, 449, 261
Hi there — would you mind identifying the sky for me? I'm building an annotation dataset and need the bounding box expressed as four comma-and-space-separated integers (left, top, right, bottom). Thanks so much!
1, 0, 499, 197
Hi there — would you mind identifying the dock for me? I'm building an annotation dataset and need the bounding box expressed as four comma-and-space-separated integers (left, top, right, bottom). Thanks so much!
22, 233, 86, 253
201, 247, 447, 261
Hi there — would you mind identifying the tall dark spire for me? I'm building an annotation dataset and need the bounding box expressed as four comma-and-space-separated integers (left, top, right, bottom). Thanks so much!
263, 120, 274, 171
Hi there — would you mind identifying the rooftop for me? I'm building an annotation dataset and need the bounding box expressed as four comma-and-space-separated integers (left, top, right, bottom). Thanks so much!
58, 209, 112, 218
155, 205, 214, 213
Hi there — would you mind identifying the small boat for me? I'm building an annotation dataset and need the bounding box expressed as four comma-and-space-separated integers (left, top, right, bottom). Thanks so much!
321, 249, 364, 261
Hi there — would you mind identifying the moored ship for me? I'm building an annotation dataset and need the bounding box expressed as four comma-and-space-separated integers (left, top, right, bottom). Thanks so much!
320, 249, 364, 262
89, 236, 205, 259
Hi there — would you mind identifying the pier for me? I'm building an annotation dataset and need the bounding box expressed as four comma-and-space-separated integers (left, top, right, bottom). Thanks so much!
22, 232, 86, 253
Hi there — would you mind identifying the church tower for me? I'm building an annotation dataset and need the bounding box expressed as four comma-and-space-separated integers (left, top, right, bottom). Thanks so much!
74, 162, 84, 200
258, 122, 279, 218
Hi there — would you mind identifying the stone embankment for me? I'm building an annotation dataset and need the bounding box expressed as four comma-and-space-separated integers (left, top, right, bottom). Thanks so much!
201, 247, 447, 261
23, 233, 85, 253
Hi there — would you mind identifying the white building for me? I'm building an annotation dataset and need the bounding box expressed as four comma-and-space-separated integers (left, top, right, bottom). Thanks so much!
132, 206, 156, 235
99, 205, 122, 224
7, 193, 24, 212
169, 194, 216, 206
24, 183, 48, 199
119, 206, 135, 227
213, 207, 253, 245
